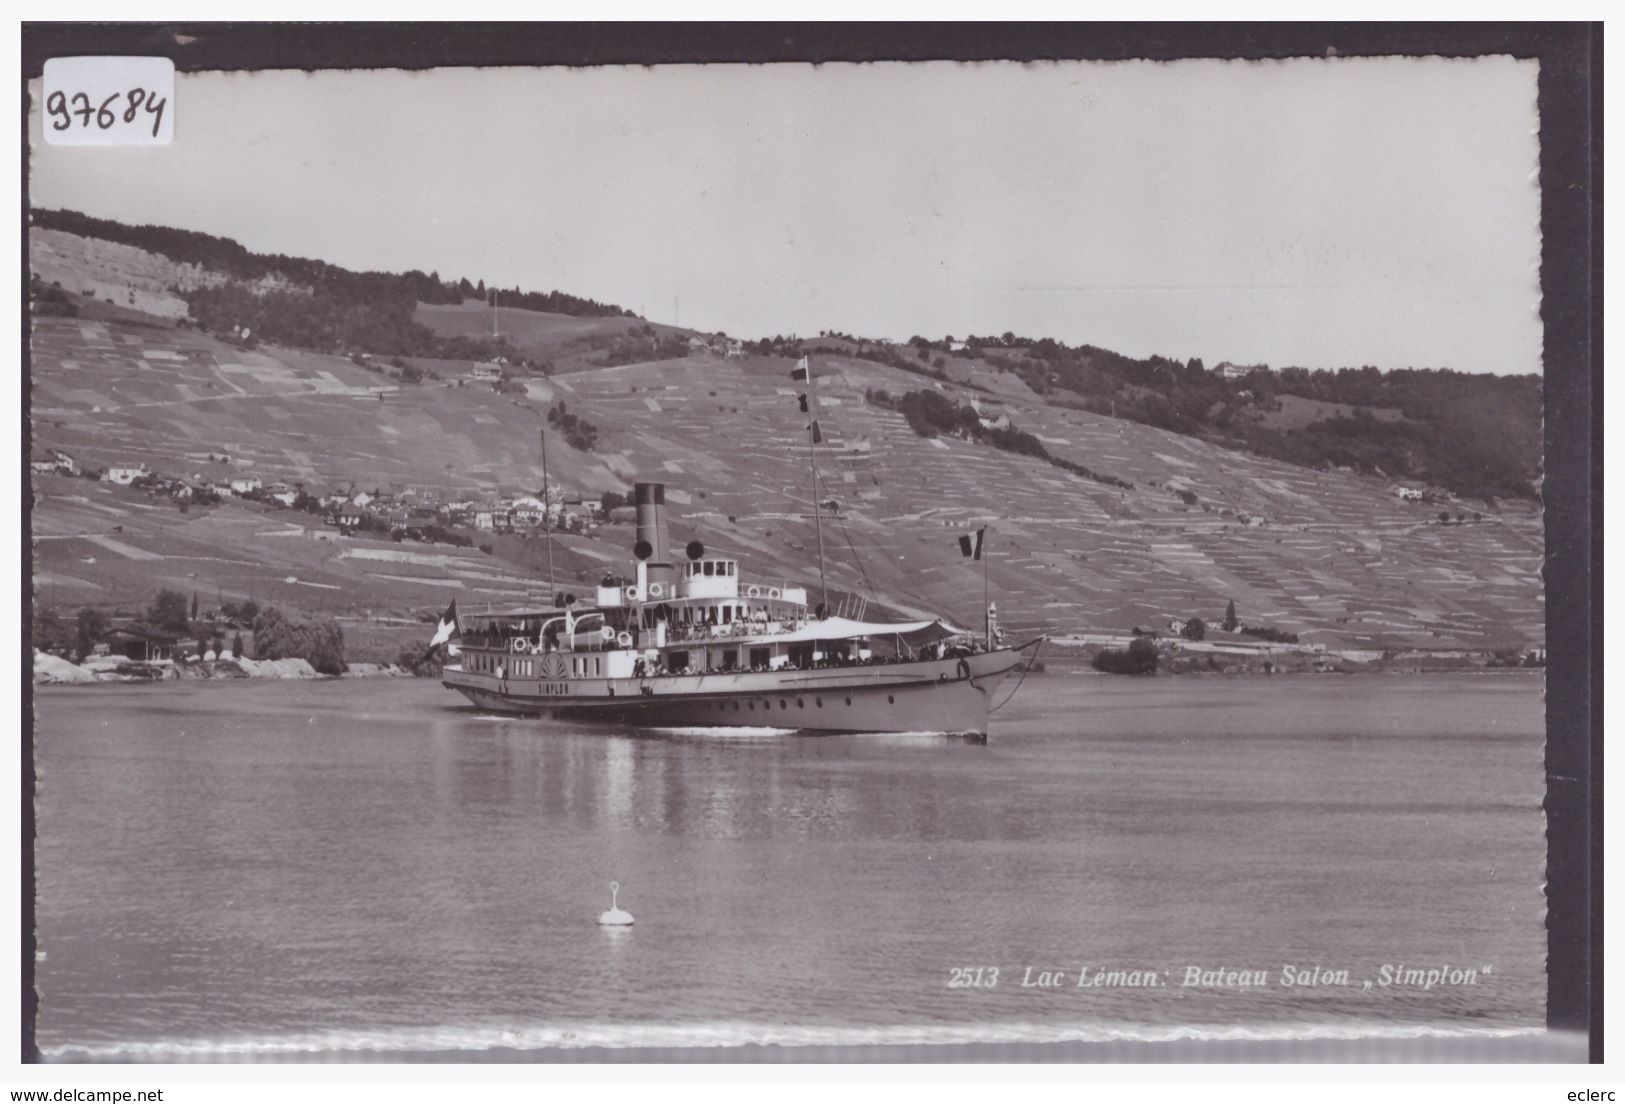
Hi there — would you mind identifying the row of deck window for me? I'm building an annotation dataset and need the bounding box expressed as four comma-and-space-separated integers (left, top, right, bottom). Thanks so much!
683, 560, 737, 577
466, 652, 604, 677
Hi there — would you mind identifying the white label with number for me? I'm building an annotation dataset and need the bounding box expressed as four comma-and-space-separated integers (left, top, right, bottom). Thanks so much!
41, 56, 174, 146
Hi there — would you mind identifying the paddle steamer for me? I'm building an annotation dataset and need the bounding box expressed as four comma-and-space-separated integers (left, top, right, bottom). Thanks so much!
440, 480, 1039, 734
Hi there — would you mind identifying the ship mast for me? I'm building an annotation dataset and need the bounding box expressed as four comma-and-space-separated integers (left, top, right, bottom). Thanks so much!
983, 528, 991, 648
805, 357, 828, 617
540, 425, 556, 601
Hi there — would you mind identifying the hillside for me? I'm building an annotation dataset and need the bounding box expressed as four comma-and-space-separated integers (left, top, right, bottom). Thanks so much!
28, 221, 1545, 654
765, 334, 1543, 504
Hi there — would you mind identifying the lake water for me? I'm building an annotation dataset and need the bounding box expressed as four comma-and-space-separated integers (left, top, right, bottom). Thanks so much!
31, 671, 1546, 1059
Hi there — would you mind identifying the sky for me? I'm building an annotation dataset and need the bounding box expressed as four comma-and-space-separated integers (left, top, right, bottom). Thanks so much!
28, 57, 1542, 374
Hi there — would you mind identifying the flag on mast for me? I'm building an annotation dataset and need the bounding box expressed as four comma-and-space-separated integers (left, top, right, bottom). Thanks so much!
789, 356, 810, 382
958, 527, 986, 560
808, 420, 823, 444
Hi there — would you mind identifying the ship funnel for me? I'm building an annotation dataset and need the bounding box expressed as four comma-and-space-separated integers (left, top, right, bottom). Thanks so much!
634, 482, 676, 589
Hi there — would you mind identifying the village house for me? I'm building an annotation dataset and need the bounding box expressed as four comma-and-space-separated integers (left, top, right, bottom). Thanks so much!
104, 463, 150, 486
228, 474, 262, 495
509, 496, 547, 529
101, 623, 182, 663
269, 490, 299, 507
968, 397, 1010, 431
724, 339, 745, 359
1394, 486, 1425, 503
469, 363, 503, 383
31, 449, 78, 476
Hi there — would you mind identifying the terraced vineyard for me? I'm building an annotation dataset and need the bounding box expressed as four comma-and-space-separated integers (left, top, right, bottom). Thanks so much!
29, 228, 1544, 652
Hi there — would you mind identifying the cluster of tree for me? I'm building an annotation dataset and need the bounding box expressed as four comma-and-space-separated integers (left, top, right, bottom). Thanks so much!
179, 281, 531, 363
1486, 647, 1546, 669
1239, 625, 1300, 644
31, 606, 80, 657
35, 596, 256, 663
387, 355, 430, 384
463, 281, 632, 320
391, 524, 473, 547
584, 325, 690, 367
1091, 636, 1159, 675
147, 589, 194, 632
599, 489, 637, 513
219, 599, 262, 623
250, 605, 347, 675
871, 389, 1132, 489
747, 334, 808, 358
546, 401, 599, 452
28, 275, 79, 317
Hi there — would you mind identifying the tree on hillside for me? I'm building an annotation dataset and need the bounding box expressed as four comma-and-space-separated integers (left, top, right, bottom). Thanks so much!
74, 606, 108, 661
33, 607, 73, 655
190, 591, 199, 620
1223, 599, 1238, 633
148, 590, 191, 632
1181, 617, 1206, 642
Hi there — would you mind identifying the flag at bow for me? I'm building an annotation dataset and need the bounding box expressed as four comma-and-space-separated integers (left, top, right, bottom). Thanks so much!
958, 527, 986, 560
789, 356, 810, 382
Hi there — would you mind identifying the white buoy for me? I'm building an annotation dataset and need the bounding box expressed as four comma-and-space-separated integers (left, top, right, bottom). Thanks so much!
597, 881, 634, 926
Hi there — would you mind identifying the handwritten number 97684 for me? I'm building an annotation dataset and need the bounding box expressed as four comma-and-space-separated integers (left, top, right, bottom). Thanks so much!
45, 88, 167, 138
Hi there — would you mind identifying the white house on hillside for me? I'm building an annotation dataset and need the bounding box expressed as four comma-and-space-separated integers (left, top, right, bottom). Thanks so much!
35, 449, 77, 475
509, 495, 546, 528
104, 464, 150, 485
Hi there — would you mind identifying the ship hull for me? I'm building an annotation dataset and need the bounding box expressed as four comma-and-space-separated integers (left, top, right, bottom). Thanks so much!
441, 644, 1036, 735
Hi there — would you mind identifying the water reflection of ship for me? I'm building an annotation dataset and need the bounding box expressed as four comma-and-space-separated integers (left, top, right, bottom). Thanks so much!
448, 728, 990, 842
441, 479, 1040, 735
